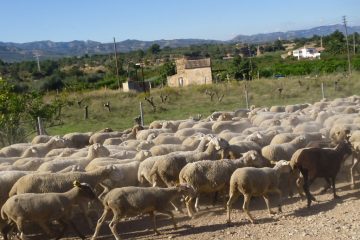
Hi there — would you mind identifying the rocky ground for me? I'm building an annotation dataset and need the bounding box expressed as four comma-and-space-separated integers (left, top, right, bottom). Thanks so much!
21, 161, 360, 240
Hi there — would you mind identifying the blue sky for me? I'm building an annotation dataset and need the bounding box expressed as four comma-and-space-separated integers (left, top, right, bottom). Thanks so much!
1, 0, 360, 43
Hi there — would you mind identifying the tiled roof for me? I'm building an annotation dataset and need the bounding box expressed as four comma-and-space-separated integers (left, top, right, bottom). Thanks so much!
184, 58, 211, 69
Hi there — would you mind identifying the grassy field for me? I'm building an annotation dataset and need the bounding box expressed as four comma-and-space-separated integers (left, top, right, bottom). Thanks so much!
46, 72, 360, 136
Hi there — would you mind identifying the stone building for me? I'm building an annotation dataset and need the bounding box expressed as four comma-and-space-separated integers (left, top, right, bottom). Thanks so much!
167, 58, 212, 87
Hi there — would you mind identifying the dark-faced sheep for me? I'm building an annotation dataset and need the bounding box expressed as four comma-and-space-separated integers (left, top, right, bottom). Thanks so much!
290, 138, 352, 207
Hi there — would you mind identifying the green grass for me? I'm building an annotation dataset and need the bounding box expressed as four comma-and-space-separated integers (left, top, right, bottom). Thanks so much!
46, 72, 360, 136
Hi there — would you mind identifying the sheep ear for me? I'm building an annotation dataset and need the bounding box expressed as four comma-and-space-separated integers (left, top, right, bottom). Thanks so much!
144, 151, 149, 156
73, 181, 81, 187
256, 133, 262, 139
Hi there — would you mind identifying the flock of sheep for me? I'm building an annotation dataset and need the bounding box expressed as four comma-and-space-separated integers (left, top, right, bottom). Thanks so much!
0, 95, 360, 240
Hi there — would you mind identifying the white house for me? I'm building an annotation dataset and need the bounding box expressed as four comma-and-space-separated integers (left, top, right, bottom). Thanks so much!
292, 47, 321, 60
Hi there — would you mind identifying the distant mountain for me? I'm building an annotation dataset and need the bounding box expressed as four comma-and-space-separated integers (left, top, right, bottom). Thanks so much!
0, 24, 359, 62
231, 24, 360, 43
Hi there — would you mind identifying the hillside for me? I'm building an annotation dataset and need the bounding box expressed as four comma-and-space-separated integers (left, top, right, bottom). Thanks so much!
1, 24, 359, 62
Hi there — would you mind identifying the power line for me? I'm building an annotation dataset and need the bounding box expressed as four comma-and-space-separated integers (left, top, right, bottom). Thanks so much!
342, 16, 352, 75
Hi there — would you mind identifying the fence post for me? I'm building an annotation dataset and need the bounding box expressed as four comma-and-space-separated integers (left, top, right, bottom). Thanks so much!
84, 106, 89, 120
244, 84, 249, 110
37, 117, 45, 135
321, 82, 325, 99
139, 102, 144, 127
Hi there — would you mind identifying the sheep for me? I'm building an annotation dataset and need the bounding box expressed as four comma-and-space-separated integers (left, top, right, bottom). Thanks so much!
36, 143, 110, 172
262, 136, 307, 162
9, 165, 116, 229
85, 150, 151, 171
269, 105, 285, 112
226, 160, 292, 224
225, 141, 262, 159
245, 130, 279, 147
90, 185, 194, 240
149, 134, 202, 156
45, 147, 78, 158
174, 127, 212, 141
103, 137, 123, 145
63, 132, 93, 148
0, 143, 32, 158
330, 124, 360, 143
136, 128, 172, 141
89, 131, 124, 144
138, 136, 209, 186
31, 135, 52, 144
285, 103, 310, 113
290, 139, 352, 207
21, 136, 68, 158
212, 119, 252, 134
0, 171, 31, 240
293, 121, 323, 134
179, 150, 269, 217
0, 158, 43, 171
270, 133, 299, 145
150, 136, 229, 187
151, 134, 182, 145
1, 181, 97, 240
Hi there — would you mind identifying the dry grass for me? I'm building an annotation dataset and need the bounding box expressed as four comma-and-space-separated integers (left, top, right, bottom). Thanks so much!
46, 72, 360, 135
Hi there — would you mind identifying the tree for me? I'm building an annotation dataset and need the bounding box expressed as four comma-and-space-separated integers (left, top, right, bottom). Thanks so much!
160, 61, 176, 85
0, 80, 57, 146
324, 30, 346, 55
149, 44, 161, 55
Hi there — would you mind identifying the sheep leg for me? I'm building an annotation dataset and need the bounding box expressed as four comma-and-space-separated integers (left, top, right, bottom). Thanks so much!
91, 208, 110, 240
149, 212, 161, 235
212, 191, 218, 206
300, 169, 315, 207
226, 191, 239, 223
109, 213, 122, 240
331, 177, 339, 199
195, 196, 200, 212
68, 220, 86, 240
15, 218, 26, 240
320, 178, 331, 194
351, 157, 359, 189
79, 202, 95, 229
158, 210, 177, 230
185, 195, 196, 218
36, 221, 54, 239
243, 194, 255, 224
263, 194, 276, 216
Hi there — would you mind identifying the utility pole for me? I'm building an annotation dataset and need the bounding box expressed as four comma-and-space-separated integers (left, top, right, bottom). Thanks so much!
247, 44, 253, 81
342, 16, 352, 75
113, 37, 120, 89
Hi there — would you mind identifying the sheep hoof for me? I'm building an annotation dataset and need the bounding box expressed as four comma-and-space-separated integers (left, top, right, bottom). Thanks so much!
333, 194, 340, 199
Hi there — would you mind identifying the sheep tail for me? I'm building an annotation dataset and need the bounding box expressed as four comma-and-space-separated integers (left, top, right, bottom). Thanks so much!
1, 206, 8, 221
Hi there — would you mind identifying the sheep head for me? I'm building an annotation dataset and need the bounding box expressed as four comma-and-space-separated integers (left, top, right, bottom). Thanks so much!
242, 150, 269, 168
90, 143, 110, 158
273, 160, 291, 174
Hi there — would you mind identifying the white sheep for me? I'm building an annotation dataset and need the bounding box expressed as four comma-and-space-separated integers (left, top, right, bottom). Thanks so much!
261, 136, 306, 161
150, 136, 228, 187
9, 165, 116, 229
37, 143, 110, 172
179, 150, 269, 217
1, 181, 97, 240
90, 185, 194, 240
21, 136, 68, 158
226, 160, 291, 224
63, 132, 93, 148
0, 143, 32, 158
